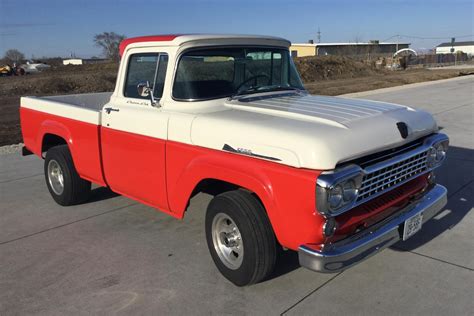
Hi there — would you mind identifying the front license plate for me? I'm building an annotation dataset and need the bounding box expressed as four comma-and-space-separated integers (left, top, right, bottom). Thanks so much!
403, 213, 423, 241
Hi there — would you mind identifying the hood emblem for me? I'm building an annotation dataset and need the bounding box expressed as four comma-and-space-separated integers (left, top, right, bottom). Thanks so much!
397, 122, 409, 139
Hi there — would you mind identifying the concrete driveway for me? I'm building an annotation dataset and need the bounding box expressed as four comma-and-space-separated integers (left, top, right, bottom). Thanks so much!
1, 76, 473, 315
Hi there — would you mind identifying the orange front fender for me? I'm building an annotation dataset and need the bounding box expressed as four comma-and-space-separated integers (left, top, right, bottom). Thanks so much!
166, 141, 324, 250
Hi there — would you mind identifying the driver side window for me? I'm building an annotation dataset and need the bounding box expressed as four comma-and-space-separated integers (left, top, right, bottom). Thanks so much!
124, 53, 168, 100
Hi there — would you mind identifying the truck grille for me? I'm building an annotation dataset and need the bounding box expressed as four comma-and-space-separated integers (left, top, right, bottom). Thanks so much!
357, 150, 429, 203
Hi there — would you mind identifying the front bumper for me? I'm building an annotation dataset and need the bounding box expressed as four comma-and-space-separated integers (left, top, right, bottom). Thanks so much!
298, 184, 447, 273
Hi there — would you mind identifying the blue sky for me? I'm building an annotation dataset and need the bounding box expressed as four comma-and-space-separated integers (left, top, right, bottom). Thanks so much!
1, 0, 473, 58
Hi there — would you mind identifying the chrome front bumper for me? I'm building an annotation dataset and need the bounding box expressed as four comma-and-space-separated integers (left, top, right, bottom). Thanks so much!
298, 184, 447, 273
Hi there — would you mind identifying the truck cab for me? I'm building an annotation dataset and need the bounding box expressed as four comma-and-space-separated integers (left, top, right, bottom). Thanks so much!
20, 34, 449, 286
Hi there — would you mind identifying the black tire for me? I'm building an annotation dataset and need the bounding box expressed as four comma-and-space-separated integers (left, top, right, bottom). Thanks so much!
205, 190, 277, 286
44, 145, 91, 206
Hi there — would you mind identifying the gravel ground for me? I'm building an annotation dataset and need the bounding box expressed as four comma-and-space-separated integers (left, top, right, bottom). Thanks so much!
0, 143, 23, 155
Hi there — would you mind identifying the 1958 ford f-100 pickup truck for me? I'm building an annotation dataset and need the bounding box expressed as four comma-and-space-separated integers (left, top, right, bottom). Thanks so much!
20, 34, 449, 286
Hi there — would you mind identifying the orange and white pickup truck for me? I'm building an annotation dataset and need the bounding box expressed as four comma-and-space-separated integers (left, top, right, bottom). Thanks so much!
20, 34, 449, 286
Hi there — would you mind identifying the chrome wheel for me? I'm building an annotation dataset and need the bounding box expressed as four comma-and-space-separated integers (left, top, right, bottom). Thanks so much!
47, 159, 64, 195
211, 213, 244, 270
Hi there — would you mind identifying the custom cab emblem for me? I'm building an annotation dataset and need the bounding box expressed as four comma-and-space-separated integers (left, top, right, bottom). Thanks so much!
396, 122, 409, 139
222, 144, 281, 161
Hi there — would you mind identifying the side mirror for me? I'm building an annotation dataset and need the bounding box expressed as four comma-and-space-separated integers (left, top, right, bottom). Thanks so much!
137, 81, 151, 97
137, 81, 159, 107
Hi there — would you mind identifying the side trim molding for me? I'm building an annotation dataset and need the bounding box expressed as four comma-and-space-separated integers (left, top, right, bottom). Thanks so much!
222, 144, 281, 161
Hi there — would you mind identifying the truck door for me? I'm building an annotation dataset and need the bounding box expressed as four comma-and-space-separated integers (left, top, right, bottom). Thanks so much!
101, 52, 170, 211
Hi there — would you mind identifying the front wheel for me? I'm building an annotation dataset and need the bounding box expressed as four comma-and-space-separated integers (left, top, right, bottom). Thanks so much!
44, 145, 91, 206
205, 190, 277, 286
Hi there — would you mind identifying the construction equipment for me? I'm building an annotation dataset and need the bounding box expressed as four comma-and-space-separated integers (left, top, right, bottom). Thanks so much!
0, 65, 13, 76
0, 64, 26, 76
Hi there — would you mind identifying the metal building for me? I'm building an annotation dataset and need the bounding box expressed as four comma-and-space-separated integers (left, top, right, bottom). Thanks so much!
435, 41, 474, 56
290, 41, 410, 57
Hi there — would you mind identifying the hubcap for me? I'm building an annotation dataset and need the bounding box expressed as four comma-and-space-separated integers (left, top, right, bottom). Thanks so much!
48, 159, 64, 195
211, 213, 244, 270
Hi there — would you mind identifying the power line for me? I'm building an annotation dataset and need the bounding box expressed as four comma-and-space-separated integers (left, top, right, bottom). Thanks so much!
383, 34, 474, 41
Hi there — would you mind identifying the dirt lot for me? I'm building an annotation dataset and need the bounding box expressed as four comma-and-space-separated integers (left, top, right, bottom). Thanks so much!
0, 57, 472, 146
0, 63, 117, 147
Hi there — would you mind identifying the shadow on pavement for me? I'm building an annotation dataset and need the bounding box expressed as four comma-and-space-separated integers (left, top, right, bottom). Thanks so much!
87, 186, 119, 203
393, 145, 473, 251
265, 249, 301, 281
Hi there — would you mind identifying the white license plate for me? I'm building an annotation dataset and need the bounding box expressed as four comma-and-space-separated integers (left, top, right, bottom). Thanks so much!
403, 213, 423, 241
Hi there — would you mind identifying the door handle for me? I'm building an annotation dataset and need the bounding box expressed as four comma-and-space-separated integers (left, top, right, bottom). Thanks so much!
104, 107, 120, 114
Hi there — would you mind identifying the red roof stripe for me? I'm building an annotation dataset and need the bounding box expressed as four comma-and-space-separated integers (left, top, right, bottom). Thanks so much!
119, 35, 182, 56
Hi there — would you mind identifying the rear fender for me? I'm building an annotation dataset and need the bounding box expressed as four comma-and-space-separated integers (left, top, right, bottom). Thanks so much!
37, 120, 74, 158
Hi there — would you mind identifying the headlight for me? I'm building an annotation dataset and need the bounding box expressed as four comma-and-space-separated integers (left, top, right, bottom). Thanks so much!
316, 166, 363, 216
427, 139, 449, 167
328, 185, 343, 209
434, 141, 447, 162
342, 180, 357, 202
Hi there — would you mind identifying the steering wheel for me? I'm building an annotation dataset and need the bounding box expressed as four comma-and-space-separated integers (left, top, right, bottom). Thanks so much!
235, 74, 271, 92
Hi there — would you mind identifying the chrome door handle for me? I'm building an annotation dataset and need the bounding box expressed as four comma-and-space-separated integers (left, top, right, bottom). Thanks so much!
104, 107, 120, 114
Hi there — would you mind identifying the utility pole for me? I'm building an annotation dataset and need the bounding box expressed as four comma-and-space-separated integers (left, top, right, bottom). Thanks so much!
396, 34, 400, 53
317, 27, 321, 43
451, 37, 456, 66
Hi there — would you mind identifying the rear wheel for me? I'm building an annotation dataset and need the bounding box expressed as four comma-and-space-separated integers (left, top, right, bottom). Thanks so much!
205, 190, 277, 286
44, 145, 91, 206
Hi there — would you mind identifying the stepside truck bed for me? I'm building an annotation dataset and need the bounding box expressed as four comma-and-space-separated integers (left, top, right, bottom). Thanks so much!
20, 92, 112, 186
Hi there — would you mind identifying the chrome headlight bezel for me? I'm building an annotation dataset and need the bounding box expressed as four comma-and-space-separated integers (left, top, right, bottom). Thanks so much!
427, 139, 449, 168
316, 165, 363, 216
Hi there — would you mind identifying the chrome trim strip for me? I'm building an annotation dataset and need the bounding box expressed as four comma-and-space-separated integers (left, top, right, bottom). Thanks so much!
299, 184, 447, 273
316, 133, 449, 216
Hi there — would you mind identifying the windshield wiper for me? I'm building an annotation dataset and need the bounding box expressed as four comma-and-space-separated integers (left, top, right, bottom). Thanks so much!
260, 85, 304, 93
228, 86, 261, 100
228, 85, 304, 101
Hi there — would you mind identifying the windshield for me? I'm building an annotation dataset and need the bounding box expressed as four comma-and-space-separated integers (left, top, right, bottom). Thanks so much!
173, 47, 305, 100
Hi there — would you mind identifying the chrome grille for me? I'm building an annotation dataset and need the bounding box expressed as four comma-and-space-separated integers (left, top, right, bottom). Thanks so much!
357, 150, 430, 203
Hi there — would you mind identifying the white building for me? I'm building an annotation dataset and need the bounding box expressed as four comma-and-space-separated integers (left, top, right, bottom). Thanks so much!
435, 41, 474, 56
62, 58, 108, 65
62, 58, 83, 65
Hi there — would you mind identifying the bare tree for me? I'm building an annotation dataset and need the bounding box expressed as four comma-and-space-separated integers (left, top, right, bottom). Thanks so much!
4, 49, 25, 64
353, 35, 362, 44
94, 32, 126, 61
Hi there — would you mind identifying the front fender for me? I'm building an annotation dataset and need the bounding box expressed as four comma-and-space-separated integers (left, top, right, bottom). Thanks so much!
166, 141, 324, 250
169, 153, 276, 216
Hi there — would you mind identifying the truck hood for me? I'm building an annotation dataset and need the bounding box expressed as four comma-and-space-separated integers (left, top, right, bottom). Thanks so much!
190, 92, 438, 170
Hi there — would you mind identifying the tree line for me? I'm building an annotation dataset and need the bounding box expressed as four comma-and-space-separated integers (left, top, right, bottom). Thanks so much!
1, 32, 126, 64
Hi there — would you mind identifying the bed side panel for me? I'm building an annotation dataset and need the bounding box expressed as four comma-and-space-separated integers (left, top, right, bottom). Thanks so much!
20, 97, 105, 185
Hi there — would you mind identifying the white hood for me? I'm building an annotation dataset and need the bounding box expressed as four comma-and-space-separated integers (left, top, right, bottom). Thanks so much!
190, 92, 438, 170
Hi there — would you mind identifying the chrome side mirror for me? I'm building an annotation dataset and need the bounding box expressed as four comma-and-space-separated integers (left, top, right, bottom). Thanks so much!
137, 81, 151, 97
137, 81, 159, 107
